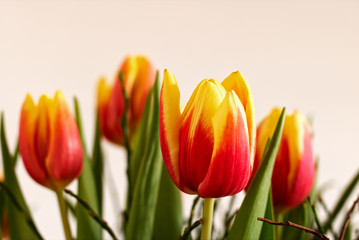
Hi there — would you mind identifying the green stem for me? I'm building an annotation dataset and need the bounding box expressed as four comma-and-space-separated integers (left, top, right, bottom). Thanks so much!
275, 212, 284, 240
201, 198, 214, 240
56, 190, 72, 240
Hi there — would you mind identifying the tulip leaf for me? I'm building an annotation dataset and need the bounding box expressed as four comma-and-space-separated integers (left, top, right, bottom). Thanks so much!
259, 190, 275, 240
227, 107, 285, 240
152, 163, 183, 240
92, 113, 104, 217
281, 200, 313, 240
323, 168, 359, 233
343, 221, 352, 240
125, 74, 163, 240
74, 99, 102, 240
0, 113, 42, 240
0, 181, 5, 238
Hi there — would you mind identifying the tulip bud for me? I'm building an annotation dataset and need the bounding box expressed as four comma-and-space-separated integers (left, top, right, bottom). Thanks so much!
159, 70, 256, 198
97, 55, 156, 145
19, 91, 83, 191
254, 108, 315, 212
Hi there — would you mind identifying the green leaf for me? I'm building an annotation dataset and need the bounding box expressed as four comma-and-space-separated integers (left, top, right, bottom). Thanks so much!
152, 163, 183, 240
281, 201, 313, 240
129, 78, 155, 189
1, 113, 42, 240
125, 74, 164, 240
259, 190, 275, 240
343, 221, 352, 240
0, 181, 5, 239
92, 113, 104, 217
323, 168, 359, 233
74, 99, 102, 240
227, 107, 286, 240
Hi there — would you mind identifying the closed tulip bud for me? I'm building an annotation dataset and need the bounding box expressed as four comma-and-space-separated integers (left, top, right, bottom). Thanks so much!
19, 91, 83, 191
97, 55, 156, 145
159, 69, 256, 198
254, 108, 315, 212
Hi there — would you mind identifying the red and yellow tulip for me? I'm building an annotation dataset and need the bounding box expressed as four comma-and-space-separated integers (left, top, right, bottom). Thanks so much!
159, 69, 256, 198
19, 91, 83, 191
254, 108, 315, 211
97, 55, 156, 145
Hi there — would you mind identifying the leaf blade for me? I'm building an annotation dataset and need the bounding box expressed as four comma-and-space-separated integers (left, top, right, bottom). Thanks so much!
228, 107, 286, 240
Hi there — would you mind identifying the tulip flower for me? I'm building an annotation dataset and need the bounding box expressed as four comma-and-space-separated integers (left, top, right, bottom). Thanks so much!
97, 55, 156, 145
254, 108, 315, 212
19, 91, 83, 239
19, 91, 83, 190
159, 69, 256, 198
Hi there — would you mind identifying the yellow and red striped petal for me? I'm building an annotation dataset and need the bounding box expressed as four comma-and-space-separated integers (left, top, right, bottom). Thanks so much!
254, 108, 283, 175
46, 91, 83, 190
159, 69, 182, 189
179, 79, 226, 193
120, 55, 156, 126
221, 72, 256, 170
198, 91, 250, 198
271, 111, 315, 210
19, 94, 48, 186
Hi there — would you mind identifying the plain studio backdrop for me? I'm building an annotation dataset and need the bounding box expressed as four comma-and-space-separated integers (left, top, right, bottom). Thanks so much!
1, 0, 358, 239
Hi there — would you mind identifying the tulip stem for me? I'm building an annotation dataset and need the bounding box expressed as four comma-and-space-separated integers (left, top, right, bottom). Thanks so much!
201, 198, 214, 240
56, 190, 72, 240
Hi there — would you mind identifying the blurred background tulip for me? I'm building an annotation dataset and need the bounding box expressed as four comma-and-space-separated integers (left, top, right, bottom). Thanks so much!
97, 55, 156, 145
19, 91, 83, 191
254, 108, 316, 212
159, 69, 256, 198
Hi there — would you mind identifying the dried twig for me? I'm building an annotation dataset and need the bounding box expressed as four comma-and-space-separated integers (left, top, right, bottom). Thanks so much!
181, 218, 203, 240
257, 217, 329, 240
64, 189, 119, 240
338, 194, 359, 240
188, 195, 200, 227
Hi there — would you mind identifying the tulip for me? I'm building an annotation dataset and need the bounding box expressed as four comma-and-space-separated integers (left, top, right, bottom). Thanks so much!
97, 55, 156, 145
254, 108, 315, 212
19, 91, 83, 191
159, 69, 256, 198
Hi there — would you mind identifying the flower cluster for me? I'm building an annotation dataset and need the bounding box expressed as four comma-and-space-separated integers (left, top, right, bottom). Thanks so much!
0, 55, 354, 240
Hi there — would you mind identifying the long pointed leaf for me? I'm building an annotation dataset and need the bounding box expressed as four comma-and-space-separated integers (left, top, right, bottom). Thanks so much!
259, 190, 275, 240
228, 108, 285, 240
74, 99, 102, 240
323, 169, 359, 233
152, 163, 183, 240
125, 75, 163, 240
92, 114, 104, 217
1, 113, 41, 240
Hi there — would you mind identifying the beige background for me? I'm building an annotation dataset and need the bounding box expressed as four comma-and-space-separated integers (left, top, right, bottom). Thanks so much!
1, 0, 359, 238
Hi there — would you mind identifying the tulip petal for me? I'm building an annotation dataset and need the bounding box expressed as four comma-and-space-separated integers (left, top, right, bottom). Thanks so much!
35, 95, 52, 166
19, 94, 48, 186
179, 79, 226, 193
46, 91, 83, 189
198, 91, 250, 198
121, 56, 156, 125
97, 77, 121, 143
254, 108, 282, 175
105, 79, 125, 144
285, 125, 315, 208
159, 69, 182, 189
221, 72, 256, 170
